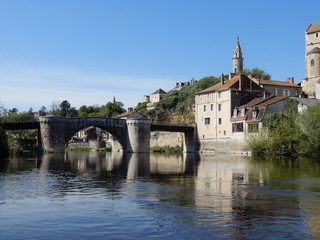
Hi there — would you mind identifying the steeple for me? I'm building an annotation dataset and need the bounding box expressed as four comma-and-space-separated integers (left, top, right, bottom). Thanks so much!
232, 36, 244, 75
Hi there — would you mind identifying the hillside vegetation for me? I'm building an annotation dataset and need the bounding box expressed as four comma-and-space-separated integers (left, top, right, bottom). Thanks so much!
136, 76, 220, 123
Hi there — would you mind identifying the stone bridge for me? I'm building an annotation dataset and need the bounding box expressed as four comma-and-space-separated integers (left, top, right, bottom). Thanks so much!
2, 116, 196, 153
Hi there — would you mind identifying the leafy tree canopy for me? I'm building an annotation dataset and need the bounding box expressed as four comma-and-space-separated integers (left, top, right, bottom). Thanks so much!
242, 67, 271, 80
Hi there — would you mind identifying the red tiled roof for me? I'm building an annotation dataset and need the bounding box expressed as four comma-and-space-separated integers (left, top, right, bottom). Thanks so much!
240, 95, 287, 108
196, 74, 265, 94
116, 111, 136, 118
258, 79, 301, 88
231, 96, 287, 122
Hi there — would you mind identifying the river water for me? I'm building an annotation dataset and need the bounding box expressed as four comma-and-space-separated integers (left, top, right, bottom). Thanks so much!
0, 152, 319, 240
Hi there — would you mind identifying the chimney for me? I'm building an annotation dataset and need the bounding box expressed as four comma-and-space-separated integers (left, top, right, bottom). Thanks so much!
128, 107, 133, 112
239, 74, 242, 90
287, 77, 294, 84
220, 73, 225, 85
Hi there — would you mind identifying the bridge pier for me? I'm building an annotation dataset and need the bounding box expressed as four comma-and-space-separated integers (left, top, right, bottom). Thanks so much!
39, 116, 67, 153
126, 119, 151, 153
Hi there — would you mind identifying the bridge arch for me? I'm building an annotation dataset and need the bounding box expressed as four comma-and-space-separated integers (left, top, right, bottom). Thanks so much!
65, 117, 127, 149
39, 116, 152, 153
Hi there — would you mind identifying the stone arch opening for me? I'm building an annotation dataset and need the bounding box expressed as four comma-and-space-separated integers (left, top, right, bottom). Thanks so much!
66, 124, 125, 150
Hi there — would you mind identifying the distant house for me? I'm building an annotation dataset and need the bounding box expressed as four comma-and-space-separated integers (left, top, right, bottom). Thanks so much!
252, 77, 302, 97
143, 88, 167, 110
172, 78, 198, 91
290, 97, 320, 113
116, 110, 147, 119
231, 96, 287, 136
149, 88, 167, 103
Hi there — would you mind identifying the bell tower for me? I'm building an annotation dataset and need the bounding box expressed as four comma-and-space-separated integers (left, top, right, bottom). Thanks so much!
303, 22, 320, 98
232, 36, 244, 75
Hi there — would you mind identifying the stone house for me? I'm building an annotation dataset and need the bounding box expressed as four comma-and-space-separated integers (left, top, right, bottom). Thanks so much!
230, 96, 287, 136
253, 77, 301, 97
195, 74, 266, 139
144, 88, 167, 110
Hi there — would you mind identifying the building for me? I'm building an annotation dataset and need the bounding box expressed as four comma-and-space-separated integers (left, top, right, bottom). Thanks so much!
195, 74, 266, 139
252, 77, 301, 97
231, 95, 287, 136
290, 97, 320, 113
172, 78, 198, 91
302, 22, 320, 98
143, 88, 167, 110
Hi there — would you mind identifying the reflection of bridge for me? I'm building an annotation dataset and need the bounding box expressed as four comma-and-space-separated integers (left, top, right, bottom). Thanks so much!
2, 116, 196, 153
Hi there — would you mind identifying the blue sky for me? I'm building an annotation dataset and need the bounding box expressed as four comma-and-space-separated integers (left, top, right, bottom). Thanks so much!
0, 0, 320, 112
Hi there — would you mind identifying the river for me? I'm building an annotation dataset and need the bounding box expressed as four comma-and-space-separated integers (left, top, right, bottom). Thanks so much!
0, 152, 319, 239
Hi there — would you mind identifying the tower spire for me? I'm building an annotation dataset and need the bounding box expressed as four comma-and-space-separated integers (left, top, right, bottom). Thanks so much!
232, 36, 244, 75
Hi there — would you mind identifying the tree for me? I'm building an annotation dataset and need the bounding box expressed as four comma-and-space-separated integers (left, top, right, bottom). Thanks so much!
299, 102, 320, 154
242, 68, 271, 80
49, 100, 61, 116
59, 100, 71, 117
103, 101, 126, 117
39, 106, 47, 116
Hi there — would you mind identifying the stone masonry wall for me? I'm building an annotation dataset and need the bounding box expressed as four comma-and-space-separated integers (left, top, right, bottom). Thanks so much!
150, 131, 184, 148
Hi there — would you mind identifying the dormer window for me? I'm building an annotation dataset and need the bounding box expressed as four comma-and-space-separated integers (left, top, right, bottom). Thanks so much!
241, 108, 246, 117
233, 108, 238, 117
252, 107, 259, 119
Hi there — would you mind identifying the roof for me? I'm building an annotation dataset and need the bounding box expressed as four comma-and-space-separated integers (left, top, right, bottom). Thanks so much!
306, 22, 320, 34
258, 79, 301, 88
151, 88, 167, 95
290, 97, 320, 107
116, 111, 147, 119
231, 95, 287, 122
240, 95, 287, 108
196, 74, 265, 95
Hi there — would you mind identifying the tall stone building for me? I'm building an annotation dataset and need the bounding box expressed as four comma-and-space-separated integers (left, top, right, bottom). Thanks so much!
232, 36, 244, 75
302, 22, 320, 98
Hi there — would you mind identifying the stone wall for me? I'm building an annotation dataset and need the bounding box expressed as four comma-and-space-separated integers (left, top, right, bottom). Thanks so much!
150, 131, 184, 148
198, 138, 250, 154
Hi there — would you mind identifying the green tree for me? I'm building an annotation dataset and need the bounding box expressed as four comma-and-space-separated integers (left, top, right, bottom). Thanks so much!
39, 106, 47, 116
299, 102, 320, 154
242, 67, 271, 80
103, 101, 126, 117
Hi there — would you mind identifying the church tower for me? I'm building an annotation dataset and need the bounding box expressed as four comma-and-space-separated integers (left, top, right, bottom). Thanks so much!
232, 36, 244, 75
303, 22, 320, 98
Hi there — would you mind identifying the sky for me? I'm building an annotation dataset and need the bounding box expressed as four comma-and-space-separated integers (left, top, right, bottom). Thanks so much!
0, 0, 320, 112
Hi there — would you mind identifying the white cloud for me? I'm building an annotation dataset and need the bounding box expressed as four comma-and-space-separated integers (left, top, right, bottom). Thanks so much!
0, 64, 176, 111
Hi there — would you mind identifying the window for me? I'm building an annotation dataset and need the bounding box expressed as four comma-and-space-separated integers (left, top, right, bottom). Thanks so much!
316, 33, 319, 38
232, 123, 243, 133
204, 105, 207, 112
252, 107, 259, 119
210, 104, 214, 111
248, 123, 259, 133
233, 108, 238, 117
241, 108, 246, 117
218, 92, 221, 98
288, 90, 291, 96
218, 104, 222, 111
311, 59, 315, 67
283, 89, 287, 96
218, 118, 222, 125
275, 88, 279, 96
204, 117, 210, 125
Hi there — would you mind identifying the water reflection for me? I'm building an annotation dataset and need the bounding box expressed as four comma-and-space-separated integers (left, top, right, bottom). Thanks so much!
1, 153, 320, 239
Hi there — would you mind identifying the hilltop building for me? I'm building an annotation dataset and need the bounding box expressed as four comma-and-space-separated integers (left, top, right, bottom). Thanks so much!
143, 88, 167, 110
302, 22, 320, 98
